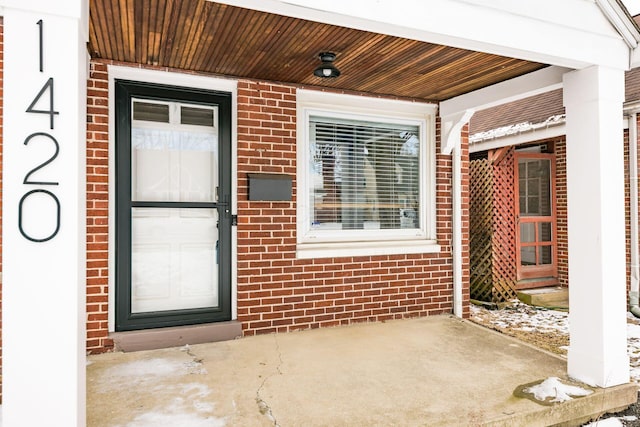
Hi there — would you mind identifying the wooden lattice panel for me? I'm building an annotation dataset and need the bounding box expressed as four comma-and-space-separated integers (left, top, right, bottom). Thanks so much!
469, 149, 518, 303
490, 147, 517, 302
469, 159, 494, 302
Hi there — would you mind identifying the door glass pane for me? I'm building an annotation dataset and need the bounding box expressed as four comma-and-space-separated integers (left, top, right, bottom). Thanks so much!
520, 223, 535, 243
131, 208, 219, 313
539, 245, 553, 265
521, 247, 536, 266
181, 106, 215, 127
131, 128, 218, 202
539, 160, 552, 216
539, 222, 552, 242
518, 159, 552, 216
133, 101, 170, 123
131, 97, 218, 203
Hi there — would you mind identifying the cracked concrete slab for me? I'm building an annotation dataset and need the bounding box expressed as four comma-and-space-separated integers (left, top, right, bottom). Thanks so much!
87, 316, 637, 426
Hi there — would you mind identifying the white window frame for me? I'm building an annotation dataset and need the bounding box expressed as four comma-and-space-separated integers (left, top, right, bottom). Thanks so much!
296, 89, 440, 259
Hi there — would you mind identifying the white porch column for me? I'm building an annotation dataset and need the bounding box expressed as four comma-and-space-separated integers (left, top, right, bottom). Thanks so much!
2, 0, 88, 425
564, 65, 629, 387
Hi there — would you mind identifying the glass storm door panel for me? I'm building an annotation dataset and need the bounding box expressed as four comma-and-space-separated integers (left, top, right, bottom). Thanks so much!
115, 81, 232, 331
515, 154, 558, 281
130, 111, 219, 313
130, 207, 219, 313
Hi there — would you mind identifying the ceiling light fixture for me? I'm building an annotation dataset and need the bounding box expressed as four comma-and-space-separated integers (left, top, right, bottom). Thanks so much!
313, 52, 341, 78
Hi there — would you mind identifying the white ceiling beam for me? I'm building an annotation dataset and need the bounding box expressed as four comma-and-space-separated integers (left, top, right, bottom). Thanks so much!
214, 0, 631, 70
439, 66, 569, 117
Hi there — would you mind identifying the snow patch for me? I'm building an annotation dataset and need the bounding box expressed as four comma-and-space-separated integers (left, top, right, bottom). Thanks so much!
117, 391, 225, 427
583, 418, 625, 427
470, 114, 565, 144
471, 300, 568, 334
523, 377, 592, 403
106, 358, 185, 379
472, 302, 640, 381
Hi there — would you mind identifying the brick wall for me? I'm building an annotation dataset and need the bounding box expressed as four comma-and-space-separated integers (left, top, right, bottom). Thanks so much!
624, 120, 640, 300
625, 127, 631, 298
554, 138, 568, 288
86, 61, 113, 353
235, 80, 465, 334
84, 60, 467, 351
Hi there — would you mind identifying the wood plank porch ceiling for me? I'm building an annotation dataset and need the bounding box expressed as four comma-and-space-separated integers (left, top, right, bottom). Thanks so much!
89, 0, 548, 102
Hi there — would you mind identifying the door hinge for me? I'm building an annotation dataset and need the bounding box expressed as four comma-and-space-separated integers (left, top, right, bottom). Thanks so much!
231, 215, 238, 226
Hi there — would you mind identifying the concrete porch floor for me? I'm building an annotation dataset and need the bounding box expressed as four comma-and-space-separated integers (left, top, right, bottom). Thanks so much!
87, 316, 637, 427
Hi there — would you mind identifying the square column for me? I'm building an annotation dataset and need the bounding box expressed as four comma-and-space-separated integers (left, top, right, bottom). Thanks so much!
564, 65, 629, 387
2, 0, 88, 425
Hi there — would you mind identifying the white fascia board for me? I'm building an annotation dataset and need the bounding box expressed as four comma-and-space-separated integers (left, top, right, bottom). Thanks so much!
469, 124, 566, 153
439, 66, 568, 118
596, 0, 640, 49
469, 113, 631, 154
632, 48, 640, 69
213, 0, 630, 70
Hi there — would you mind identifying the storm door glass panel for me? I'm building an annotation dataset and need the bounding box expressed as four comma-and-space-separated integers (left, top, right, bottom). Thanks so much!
519, 159, 551, 217
539, 245, 553, 265
130, 100, 219, 314
520, 222, 535, 243
131, 108, 218, 202
521, 247, 536, 266
131, 208, 218, 313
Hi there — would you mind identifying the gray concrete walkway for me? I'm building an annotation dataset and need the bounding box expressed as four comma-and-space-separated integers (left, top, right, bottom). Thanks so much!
87, 316, 637, 426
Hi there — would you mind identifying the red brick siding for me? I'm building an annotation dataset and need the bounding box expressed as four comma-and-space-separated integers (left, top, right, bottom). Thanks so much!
554, 138, 568, 288
625, 120, 640, 301
84, 61, 467, 351
236, 80, 463, 335
86, 61, 113, 353
625, 128, 631, 298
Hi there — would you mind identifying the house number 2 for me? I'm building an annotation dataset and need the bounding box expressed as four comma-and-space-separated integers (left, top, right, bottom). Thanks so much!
18, 19, 61, 242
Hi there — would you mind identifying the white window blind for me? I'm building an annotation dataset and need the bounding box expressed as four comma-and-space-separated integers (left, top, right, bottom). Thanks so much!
309, 115, 420, 232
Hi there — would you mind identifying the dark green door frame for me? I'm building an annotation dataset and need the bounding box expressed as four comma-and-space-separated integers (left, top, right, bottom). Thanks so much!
114, 80, 232, 331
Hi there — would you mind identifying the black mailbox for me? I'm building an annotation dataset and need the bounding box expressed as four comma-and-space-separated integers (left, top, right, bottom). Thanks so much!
248, 173, 292, 201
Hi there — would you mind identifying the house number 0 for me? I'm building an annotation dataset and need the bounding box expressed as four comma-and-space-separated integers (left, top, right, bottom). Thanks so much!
18, 19, 61, 242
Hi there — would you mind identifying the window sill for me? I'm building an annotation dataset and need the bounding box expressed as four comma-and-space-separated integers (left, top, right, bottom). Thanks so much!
296, 240, 441, 259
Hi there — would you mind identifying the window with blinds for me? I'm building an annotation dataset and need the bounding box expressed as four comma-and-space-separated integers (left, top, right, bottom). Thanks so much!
296, 90, 437, 256
309, 115, 421, 233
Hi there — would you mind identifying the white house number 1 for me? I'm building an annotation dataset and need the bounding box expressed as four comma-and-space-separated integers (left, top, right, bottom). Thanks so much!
18, 19, 61, 242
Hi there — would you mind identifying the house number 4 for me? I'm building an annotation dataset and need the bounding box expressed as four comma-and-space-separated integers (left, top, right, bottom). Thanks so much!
18, 19, 61, 242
